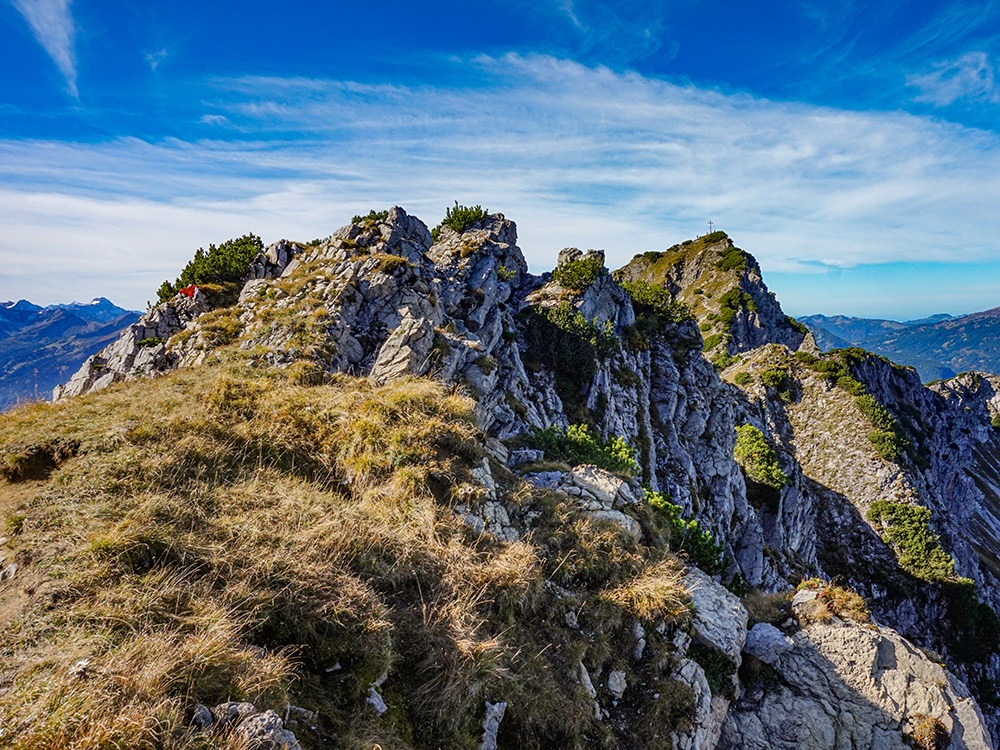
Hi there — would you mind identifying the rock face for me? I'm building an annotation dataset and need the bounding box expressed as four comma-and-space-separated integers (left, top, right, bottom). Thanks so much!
722, 586, 992, 750
49, 207, 1000, 745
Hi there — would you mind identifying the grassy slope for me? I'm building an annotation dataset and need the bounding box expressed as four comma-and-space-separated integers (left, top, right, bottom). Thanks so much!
0, 359, 692, 750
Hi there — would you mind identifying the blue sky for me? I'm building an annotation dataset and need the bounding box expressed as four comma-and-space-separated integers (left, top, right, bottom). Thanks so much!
4, 0, 1000, 320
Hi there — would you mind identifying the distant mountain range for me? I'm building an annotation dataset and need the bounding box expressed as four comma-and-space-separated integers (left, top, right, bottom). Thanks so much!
800, 310, 1000, 381
0, 298, 140, 410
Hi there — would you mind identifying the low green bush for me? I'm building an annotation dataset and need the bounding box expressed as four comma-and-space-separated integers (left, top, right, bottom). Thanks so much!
352, 209, 389, 224
716, 289, 757, 327
430, 202, 488, 242
157, 233, 263, 303
733, 372, 751, 386
941, 578, 1000, 662
711, 351, 734, 370
645, 489, 725, 575
702, 334, 724, 351
520, 304, 618, 421
760, 369, 787, 388
687, 644, 735, 697
866, 500, 954, 580
518, 424, 639, 475
855, 394, 909, 461
836, 375, 866, 396
733, 425, 788, 490
554, 254, 605, 290
715, 247, 747, 273
137, 337, 165, 348
785, 317, 810, 336
869, 430, 903, 461
991, 415, 1000, 429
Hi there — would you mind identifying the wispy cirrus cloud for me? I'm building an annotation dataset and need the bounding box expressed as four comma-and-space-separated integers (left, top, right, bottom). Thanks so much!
908, 51, 1000, 106
3, 54, 1000, 316
10, 0, 78, 97
145, 48, 168, 72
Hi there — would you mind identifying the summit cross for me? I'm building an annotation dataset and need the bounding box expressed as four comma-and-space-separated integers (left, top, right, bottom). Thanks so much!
708, 220, 714, 233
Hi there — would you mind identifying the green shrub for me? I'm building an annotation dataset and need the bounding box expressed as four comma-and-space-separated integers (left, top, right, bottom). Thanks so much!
617, 279, 694, 339
520, 304, 618, 420
716, 289, 757, 327
733, 372, 751, 386
855, 395, 909, 461
760, 369, 787, 388
941, 578, 1000, 662
702, 334, 723, 351
711, 351, 734, 370
836, 375, 866, 396
734, 425, 788, 490
519, 424, 638, 475
785, 317, 809, 336
497, 265, 516, 282
431, 202, 488, 241
645, 490, 725, 575
866, 501, 954, 580
137, 337, 165, 348
855, 395, 894, 431
702, 231, 727, 244
991, 415, 1000, 429
795, 351, 818, 365
687, 644, 734, 697
869, 430, 903, 461
157, 233, 263, 303
553, 254, 605, 290
352, 209, 389, 224
715, 248, 747, 273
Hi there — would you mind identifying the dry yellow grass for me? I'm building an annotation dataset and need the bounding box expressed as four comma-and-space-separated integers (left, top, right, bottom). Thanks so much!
0, 361, 692, 749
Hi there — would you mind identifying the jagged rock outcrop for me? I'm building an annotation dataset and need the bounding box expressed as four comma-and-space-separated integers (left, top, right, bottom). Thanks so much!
52, 290, 210, 400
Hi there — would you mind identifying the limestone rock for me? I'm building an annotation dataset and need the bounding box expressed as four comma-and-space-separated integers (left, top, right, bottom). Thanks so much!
232, 710, 300, 749
720, 617, 994, 750
607, 669, 627, 700
683, 567, 748, 666
743, 623, 795, 665
480, 701, 507, 750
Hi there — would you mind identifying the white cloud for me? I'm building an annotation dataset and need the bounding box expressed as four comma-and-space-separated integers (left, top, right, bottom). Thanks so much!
3, 54, 1000, 313
10, 0, 78, 97
145, 48, 168, 72
199, 114, 232, 126
907, 51, 1000, 106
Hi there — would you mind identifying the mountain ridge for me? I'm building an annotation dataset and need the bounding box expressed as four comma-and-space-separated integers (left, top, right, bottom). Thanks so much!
7, 207, 999, 748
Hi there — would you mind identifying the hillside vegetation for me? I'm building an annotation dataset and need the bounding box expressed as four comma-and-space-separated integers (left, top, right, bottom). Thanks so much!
0, 360, 694, 749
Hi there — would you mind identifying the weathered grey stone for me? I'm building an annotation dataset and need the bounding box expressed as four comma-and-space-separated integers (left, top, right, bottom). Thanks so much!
212, 701, 257, 730
720, 616, 994, 750
367, 687, 388, 715
232, 709, 300, 749
190, 703, 214, 729
480, 701, 507, 750
683, 567, 748, 666
509, 448, 544, 467
743, 622, 794, 665
607, 669, 627, 700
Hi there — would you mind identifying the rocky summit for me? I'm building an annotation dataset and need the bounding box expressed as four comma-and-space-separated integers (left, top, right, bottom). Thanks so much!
4, 206, 1000, 748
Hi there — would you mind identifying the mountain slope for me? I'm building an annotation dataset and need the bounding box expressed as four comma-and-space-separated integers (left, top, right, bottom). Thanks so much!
0, 307, 140, 410
615, 232, 809, 367
802, 310, 1000, 381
